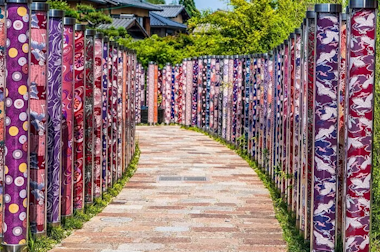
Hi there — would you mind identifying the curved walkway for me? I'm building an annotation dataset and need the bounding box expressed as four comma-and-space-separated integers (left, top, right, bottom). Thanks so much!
51, 126, 286, 252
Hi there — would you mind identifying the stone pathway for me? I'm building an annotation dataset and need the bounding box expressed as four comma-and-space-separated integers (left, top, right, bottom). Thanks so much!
51, 126, 286, 252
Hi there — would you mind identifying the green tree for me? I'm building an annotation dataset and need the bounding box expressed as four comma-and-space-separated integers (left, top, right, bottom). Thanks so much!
179, 0, 200, 18
47, 0, 112, 27
145, 0, 166, 4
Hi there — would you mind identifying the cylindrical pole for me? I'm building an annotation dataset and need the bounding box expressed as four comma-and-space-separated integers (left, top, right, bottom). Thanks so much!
111, 42, 118, 183
3, 0, 30, 248
177, 64, 183, 124
205, 56, 211, 130
107, 41, 114, 188
304, 10, 316, 240
227, 56, 233, 142
121, 48, 127, 172
282, 39, 289, 198
165, 63, 172, 125
344, 1, 377, 251
101, 37, 109, 192
116, 45, 123, 178
153, 63, 158, 124
215, 56, 221, 134
47, 8, 64, 226
191, 58, 198, 127
293, 27, 302, 222
186, 59, 193, 127
84, 29, 96, 204
93, 33, 103, 198
147, 62, 154, 125
311, 4, 342, 251
73, 24, 86, 211
0, 0, 5, 242
29, 1, 48, 236
61, 17, 76, 218
251, 55, 258, 161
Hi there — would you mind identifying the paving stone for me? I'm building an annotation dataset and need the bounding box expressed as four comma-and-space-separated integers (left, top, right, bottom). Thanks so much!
50, 126, 286, 252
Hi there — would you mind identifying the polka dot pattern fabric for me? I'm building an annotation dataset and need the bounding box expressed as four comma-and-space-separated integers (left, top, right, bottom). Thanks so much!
4, 3, 29, 245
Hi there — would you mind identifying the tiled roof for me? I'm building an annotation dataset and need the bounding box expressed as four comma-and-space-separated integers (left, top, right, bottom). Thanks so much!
98, 17, 136, 29
150, 12, 187, 29
116, 0, 163, 11
153, 5, 187, 18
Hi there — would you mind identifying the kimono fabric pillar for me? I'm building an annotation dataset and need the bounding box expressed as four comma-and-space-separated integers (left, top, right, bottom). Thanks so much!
164, 63, 172, 125
174, 64, 179, 123
3, 0, 30, 249
337, 12, 347, 241
61, 17, 76, 218
116, 45, 123, 178
93, 33, 103, 198
293, 28, 302, 224
154, 64, 158, 124
111, 43, 118, 182
147, 62, 154, 124
222, 56, 229, 139
251, 56, 258, 161
121, 48, 126, 173
0, 0, 5, 242
311, 4, 341, 252
210, 56, 216, 131
201, 57, 207, 128
101, 36, 109, 192
305, 10, 316, 240
191, 58, 198, 127
73, 24, 86, 211
47, 9, 64, 227
197, 57, 202, 128
215, 56, 221, 135
185, 59, 193, 127
84, 29, 96, 205
29, 2, 48, 236
344, 1, 378, 251
107, 41, 114, 187
227, 56, 234, 142
205, 57, 211, 130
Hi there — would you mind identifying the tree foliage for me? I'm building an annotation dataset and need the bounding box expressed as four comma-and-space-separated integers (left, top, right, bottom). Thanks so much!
47, 0, 112, 27
179, 0, 200, 18
145, 0, 166, 4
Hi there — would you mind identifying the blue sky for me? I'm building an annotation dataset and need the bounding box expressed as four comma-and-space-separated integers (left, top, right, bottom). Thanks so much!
165, 0, 228, 11
194, 0, 228, 11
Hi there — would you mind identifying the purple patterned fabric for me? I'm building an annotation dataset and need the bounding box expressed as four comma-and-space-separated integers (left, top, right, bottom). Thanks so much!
47, 15, 63, 225
3, 3, 29, 245
312, 12, 340, 251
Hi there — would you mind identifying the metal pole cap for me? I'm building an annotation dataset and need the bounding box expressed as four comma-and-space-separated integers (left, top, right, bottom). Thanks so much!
63, 17, 76, 26
85, 29, 96, 36
314, 4, 342, 13
350, 0, 378, 8
75, 24, 86, 31
49, 9, 65, 18
306, 11, 316, 18
31, 2, 48, 11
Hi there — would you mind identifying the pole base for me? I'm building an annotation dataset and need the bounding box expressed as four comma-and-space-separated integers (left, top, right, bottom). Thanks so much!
1, 244, 28, 252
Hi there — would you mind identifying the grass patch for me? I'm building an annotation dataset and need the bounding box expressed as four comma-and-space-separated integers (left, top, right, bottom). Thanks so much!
181, 126, 310, 252
28, 144, 141, 252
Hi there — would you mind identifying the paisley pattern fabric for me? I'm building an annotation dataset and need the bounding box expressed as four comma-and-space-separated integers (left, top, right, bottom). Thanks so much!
101, 41, 108, 192
3, 3, 30, 245
345, 8, 375, 252
61, 22, 74, 217
73, 30, 85, 210
47, 15, 63, 225
93, 38, 103, 198
312, 12, 340, 251
84, 34, 94, 204
29, 9, 47, 234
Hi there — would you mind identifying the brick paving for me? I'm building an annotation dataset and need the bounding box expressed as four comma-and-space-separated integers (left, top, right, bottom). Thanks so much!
51, 126, 286, 252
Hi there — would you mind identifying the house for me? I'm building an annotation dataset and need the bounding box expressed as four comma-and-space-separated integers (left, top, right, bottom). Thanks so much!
69, 0, 163, 38
150, 12, 187, 37
153, 5, 190, 24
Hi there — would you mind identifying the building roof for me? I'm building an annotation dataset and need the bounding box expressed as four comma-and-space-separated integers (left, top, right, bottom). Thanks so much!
150, 12, 187, 30
83, 0, 163, 11
98, 17, 149, 38
153, 4, 189, 19
116, 0, 163, 11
